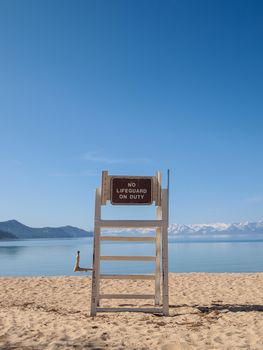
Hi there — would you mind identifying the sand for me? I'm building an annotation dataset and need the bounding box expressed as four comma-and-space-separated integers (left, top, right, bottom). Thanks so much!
0, 273, 263, 349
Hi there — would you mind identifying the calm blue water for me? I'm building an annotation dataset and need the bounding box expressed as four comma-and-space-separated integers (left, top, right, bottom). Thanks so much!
0, 237, 263, 276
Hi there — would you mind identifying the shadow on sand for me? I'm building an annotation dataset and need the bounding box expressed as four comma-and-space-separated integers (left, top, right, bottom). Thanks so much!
166, 303, 263, 315
197, 304, 263, 313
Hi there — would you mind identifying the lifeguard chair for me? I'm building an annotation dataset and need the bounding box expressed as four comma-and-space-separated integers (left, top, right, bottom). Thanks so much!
75, 170, 169, 316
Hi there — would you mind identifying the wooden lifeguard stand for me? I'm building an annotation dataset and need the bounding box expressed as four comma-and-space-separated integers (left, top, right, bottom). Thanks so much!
90, 170, 169, 316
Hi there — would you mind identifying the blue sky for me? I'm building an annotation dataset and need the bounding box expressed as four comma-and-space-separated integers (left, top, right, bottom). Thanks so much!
0, 0, 262, 229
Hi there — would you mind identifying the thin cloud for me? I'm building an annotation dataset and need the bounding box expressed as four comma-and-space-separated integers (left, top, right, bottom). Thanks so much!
83, 151, 152, 164
83, 152, 125, 164
49, 170, 99, 177
247, 195, 263, 203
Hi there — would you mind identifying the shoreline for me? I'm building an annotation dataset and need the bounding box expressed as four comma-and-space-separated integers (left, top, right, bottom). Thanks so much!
1, 273, 263, 349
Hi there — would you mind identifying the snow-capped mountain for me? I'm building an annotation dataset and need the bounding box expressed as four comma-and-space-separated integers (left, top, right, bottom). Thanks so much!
102, 221, 263, 239
169, 221, 263, 236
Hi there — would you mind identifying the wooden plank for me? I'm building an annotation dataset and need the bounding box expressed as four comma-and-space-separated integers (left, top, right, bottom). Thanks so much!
101, 170, 109, 205
99, 294, 155, 299
96, 307, 163, 313
155, 172, 162, 304
155, 227, 161, 305
98, 219, 164, 228
100, 255, 156, 261
162, 189, 169, 316
74, 251, 93, 272
100, 274, 155, 280
156, 171, 162, 206
90, 188, 102, 316
100, 236, 156, 241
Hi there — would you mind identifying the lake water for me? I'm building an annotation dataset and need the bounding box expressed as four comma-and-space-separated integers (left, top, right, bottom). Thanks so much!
0, 237, 263, 276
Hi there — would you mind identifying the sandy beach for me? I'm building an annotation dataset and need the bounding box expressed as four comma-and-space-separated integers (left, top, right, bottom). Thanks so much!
0, 273, 262, 349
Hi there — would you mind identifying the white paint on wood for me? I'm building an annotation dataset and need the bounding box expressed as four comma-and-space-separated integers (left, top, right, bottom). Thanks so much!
156, 171, 162, 206
99, 294, 155, 299
90, 188, 102, 316
99, 219, 164, 228
101, 170, 109, 205
100, 236, 156, 241
155, 227, 161, 305
96, 307, 163, 313
100, 255, 156, 261
100, 274, 155, 280
74, 251, 93, 272
161, 189, 169, 316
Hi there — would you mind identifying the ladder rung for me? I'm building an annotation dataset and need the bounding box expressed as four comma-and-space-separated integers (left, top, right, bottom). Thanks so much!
96, 307, 163, 313
100, 274, 155, 280
100, 236, 156, 241
99, 294, 155, 299
100, 256, 156, 261
98, 220, 164, 228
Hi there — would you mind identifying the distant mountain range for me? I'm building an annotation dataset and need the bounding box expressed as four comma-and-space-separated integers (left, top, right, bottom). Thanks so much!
103, 221, 263, 240
168, 221, 263, 236
0, 220, 92, 240
0, 219, 262, 241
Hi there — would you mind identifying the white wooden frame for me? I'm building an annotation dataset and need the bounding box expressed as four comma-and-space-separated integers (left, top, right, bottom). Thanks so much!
90, 171, 169, 316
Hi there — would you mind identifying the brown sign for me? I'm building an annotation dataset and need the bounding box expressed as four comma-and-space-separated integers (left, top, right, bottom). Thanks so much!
110, 177, 152, 205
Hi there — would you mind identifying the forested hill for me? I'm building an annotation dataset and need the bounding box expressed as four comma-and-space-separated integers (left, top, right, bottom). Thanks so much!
0, 229, 18, 240
0, 220, 92, 239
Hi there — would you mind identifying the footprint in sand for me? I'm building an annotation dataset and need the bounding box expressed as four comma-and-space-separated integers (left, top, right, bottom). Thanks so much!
162, 342, 190, 350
